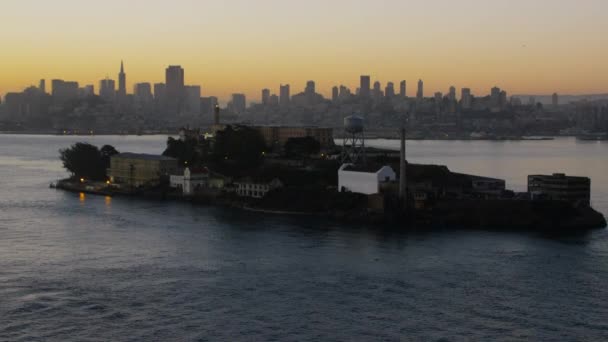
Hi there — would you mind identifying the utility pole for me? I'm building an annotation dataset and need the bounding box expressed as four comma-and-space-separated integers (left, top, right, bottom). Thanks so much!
399, 126, 407, 202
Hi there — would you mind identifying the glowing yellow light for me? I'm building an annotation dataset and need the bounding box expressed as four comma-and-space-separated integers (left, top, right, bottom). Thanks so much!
106, 180, 110, 185
80, 178, 85, 183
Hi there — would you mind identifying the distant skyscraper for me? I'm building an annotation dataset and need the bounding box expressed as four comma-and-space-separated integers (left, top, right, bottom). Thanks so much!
134, 83, 153, 101
166, 65, 185, 114
231, 93, 246, 113
434, 92, 443, 114
52, 79, 79, 104
434, 92, 443, 102
360, 75, 371, 98
262, 88, 270, 105
154, 83, 166, 112
339, 85, 351, 98
134, 83, 153, 112
461, 88, 472, 109
279, 84, 290, 106
373, 81, 382, 102
499, 90, 508, 108
332, 86, 339, 102
99, 78, 116, 102
80, 85, 94, 97
118, 61, 126, 98
448, 86, 456, 102
39, 79, 46, 94
385, 82, 395, 98
552, 93, 559, 107
305, 81, 315, 94
416, 79, 424, 101
491, 86, 501, 108
269, 94, 279, 106
399, 80, 406, 98
185, 85, 201, 115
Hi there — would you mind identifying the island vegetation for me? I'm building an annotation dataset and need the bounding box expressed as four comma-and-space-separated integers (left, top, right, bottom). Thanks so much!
59, 142, 119, 181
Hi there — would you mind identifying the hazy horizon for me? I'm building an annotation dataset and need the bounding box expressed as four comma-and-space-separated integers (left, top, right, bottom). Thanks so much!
2, 0, 607, 102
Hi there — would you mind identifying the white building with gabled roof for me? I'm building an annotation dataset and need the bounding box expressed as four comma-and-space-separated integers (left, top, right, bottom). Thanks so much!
338, 164, 396, 195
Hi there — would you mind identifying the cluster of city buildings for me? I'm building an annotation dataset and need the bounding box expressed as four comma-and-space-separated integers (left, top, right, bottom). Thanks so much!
1, 65, 607, 138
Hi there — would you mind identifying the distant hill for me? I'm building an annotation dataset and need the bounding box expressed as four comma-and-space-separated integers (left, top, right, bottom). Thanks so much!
512, 94, 608, 105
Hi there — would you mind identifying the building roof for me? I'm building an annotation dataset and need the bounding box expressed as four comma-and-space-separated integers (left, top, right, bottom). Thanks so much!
341, 163, 393, 173
113, 153, 177, 161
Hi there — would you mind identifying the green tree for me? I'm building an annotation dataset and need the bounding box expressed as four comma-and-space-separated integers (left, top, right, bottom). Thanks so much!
59, 142, 106, 180
100, 145, 120, 169
213, 125, 266, 167
163, 137, 198, 166
284, 136, 321, 158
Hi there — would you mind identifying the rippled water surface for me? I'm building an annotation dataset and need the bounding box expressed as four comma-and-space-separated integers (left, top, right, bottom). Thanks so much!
1, 135, 608, 341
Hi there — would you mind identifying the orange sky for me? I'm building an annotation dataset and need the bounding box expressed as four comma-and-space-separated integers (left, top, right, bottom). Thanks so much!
1, 0, 607, 102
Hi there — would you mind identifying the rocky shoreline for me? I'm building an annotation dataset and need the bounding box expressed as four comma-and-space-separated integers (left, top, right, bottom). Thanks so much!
53, 178, 607, 231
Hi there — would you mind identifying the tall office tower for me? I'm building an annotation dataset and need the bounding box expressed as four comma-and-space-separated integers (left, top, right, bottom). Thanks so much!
373, 81, 382, 102
118, 61, 126, 98
134, 83, 153, 100
305, 81, 315, 94
499, 90, 508, 109
52, 79, 79, 104
552, 93, 559, 107
185, 85, 201, 115
166, 65, 185, 113
153, 83, 166, 113
434, 92, 443, 102
134, 82, 153, 110
385, 82, 395, 98
269, 94, 279, 106
39, 79, 46, 94
416, 79, 424, 101
448, 86, 456, 102
461, 88, 472, 109
80, 85, 94, 97
279, 84, 290, 106
231, 93, 246, 114
332, 86, 339, 102
99, 79, 116, 102
201, 97, 219, 117
434, 92, 443, 114
339, 85, 350, 98
528, 96, 536, 106
209, 96, 219, 113
262, 88, 271, 105
491, 86, 501, 108
399, 80, 406, 98
360, 75, 371, 98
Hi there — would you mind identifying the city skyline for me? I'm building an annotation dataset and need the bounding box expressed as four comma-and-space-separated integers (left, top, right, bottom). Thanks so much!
0, 61, 592, 106
1, 0, 608, 101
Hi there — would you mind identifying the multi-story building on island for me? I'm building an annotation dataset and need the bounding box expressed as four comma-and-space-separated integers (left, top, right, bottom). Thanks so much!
235, 178, 283, 199
528, 173, 591, 206
108, 153, 178, 188
254, 126, 334, 150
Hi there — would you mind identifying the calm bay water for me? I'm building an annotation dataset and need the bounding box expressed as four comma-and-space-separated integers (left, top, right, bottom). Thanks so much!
1, 134, 608, 341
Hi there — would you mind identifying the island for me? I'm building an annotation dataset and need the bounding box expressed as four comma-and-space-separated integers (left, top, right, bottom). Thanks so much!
52, 122, 607, 231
